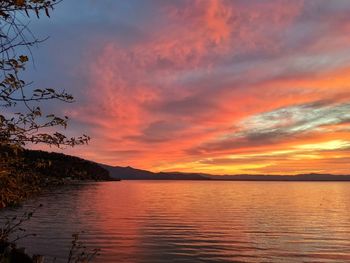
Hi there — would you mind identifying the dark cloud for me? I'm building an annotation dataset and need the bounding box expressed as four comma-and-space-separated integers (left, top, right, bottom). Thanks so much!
125, 120, 188, 143
188, 101, 350, 155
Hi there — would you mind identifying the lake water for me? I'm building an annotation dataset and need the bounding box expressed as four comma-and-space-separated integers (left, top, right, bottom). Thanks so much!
1, 181, 350, 262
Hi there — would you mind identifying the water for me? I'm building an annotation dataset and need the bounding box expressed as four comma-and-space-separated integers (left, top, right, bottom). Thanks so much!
1, 181, 350, 262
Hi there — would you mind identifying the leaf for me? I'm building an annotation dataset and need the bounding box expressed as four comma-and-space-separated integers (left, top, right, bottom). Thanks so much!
15, 0, 25, 6
19, 55, 28, 63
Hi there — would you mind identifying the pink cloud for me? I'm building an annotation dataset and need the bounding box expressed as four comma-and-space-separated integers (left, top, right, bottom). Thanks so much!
49, 0, 350, 174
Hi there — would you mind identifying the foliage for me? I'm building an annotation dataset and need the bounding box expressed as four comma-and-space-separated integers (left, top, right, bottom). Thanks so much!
0, 0, 89, 147
0, 146, 40, 208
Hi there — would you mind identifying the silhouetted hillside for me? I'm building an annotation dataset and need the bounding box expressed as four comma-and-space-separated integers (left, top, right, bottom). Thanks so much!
0, 147, 112, 208
20, 149, 111, 181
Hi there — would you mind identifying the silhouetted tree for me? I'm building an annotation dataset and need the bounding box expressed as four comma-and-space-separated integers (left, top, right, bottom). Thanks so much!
0, 0, 89, 147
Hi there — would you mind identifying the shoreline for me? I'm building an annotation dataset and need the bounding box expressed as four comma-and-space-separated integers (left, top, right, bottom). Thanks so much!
0, 147, 114, 209
0, 174, 114, 209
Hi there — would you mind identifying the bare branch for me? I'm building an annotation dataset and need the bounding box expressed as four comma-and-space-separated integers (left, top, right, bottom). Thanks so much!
0, 0, 89, 148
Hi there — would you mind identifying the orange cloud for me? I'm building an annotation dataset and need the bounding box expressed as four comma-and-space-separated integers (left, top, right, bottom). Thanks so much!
40, 0, 350, 175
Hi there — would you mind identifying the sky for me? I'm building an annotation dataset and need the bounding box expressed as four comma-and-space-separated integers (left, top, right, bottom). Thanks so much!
26, 0, 350, 175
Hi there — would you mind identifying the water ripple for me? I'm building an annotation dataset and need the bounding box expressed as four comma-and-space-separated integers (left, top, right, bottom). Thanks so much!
1, 181, 350, 262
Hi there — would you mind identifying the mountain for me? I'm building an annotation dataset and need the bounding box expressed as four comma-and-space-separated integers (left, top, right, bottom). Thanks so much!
101, 165, 210, 180
101, 164, 350, 181
207, 173, 350, 181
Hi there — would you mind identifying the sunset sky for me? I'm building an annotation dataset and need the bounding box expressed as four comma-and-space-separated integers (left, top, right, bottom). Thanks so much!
28, 0, 350, 175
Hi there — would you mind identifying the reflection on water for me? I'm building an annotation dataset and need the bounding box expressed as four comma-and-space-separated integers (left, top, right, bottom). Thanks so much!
1, 181, 350, 262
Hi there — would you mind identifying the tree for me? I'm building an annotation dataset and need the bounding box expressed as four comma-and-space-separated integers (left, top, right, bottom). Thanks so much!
0, 0, 89, 148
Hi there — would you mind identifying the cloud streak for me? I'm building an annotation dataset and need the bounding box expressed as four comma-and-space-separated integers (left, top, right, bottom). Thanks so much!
28, 0, 350, 175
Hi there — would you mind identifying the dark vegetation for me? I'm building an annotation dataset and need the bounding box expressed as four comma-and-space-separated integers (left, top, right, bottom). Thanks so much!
0, 146, 112, 209
19, 149, 110, 181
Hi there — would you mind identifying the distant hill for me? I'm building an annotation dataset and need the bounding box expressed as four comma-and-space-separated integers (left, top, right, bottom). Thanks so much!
206, 173, 350, 181
101, 165, 210, 180
100, 164, 350, 181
